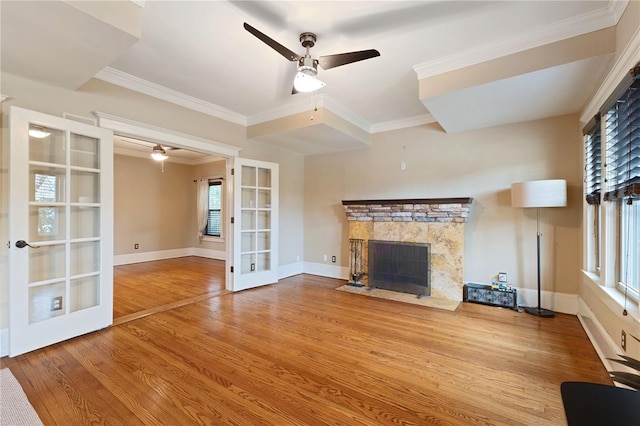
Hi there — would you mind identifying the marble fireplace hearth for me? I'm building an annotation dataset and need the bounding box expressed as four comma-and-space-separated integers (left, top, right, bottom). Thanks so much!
342, 198, 473, 302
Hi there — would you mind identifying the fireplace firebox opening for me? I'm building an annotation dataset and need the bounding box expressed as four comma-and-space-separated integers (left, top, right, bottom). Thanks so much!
368, 240, 431, 298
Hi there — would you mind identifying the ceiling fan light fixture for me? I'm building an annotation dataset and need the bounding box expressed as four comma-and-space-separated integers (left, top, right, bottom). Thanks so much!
151, 144, 168, 161
294, 69, 325, 93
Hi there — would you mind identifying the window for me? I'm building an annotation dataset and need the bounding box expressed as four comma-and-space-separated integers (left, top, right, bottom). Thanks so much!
205, 180, 222, 237
602, 65, 640, 300
583, 115, 601, 271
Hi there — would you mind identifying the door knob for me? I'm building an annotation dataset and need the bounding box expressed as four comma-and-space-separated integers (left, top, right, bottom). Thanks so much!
15, 240, 40, 249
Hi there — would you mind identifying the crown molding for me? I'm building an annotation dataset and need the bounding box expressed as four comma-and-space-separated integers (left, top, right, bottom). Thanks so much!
413, 5, 619, 79
370, 114, 437, 134
322, 96, 372, 133
609, 0, 629, 23
580, 23, 640, 123
246, 94, 324, 126
93, 110, 241, 157
94, 67, 246, 126
247, 93, 373, 133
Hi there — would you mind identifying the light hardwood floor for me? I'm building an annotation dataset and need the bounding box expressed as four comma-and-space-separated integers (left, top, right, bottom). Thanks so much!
3, 268, 610, 425
113, 257, 228, 324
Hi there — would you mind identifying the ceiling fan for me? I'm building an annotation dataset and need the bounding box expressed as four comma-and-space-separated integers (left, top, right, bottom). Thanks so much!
243, 22, 380, 94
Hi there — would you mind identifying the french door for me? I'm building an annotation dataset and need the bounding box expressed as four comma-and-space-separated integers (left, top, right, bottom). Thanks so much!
8, 106, 113, 356
231, 158, 278, 291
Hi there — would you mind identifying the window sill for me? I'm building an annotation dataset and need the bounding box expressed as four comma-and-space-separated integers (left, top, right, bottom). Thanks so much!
202, 236, 224, 244
581, 270, 640, 326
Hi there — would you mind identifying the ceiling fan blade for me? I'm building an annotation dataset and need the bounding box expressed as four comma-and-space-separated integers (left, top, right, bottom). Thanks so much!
318, 49, 380, 70
244, 22, 300, 62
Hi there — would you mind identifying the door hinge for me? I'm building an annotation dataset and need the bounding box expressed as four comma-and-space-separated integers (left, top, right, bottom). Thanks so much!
230, 266, 234, 273
7, 241, 10, 249
231, 168, 234, 176
230, 217, 234, 224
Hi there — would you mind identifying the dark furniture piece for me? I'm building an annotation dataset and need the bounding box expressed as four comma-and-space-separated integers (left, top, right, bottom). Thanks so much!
561, 381, 640, 426
463, 282, 518, 310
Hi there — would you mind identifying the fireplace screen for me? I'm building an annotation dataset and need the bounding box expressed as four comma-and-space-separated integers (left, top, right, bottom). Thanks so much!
368, 240, 431, 298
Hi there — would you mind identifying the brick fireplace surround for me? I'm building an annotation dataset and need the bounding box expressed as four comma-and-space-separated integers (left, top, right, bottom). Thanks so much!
342, 198, 473, 301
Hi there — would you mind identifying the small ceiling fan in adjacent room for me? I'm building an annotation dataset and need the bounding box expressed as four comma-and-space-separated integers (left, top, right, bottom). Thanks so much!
150, 144, 169, 161
243, 22, 380, 94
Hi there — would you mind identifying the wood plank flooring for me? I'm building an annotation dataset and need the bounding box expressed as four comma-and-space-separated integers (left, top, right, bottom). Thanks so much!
113, 256, 227, 322
4, 273, 611, 425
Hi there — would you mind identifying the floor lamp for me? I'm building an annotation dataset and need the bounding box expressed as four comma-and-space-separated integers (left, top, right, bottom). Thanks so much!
511, 179, 567, 318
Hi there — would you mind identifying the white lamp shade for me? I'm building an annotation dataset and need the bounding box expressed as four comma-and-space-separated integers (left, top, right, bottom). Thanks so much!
511, 179, 567, 208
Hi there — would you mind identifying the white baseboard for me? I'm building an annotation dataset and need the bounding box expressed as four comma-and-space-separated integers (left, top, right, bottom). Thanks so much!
302, 262, 349, 280
576, 298, 636, 386
279, 261, 304, 279
191, 248, 226, 260
114, 247, 225, 266
0, 328, 8, 357
516, 287, 579, 315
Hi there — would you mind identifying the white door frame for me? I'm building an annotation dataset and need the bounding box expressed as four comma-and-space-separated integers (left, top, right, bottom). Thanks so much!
93, 112, 241, 290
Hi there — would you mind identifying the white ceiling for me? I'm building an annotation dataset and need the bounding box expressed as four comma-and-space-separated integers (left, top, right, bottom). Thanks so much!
1, 0, 625, 157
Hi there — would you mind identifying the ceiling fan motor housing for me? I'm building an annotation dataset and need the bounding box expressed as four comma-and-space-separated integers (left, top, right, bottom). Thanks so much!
299, 32, 316, 48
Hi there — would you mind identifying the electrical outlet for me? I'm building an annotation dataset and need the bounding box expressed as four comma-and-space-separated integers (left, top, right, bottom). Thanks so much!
250, 263, 255, 272
51, 296, 62, 311
332, 255, 336, 263
621, 330, 626, 351
134, 243, 139, 250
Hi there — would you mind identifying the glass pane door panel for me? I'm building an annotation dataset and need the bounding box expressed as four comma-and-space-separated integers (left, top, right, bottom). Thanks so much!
241, 254, 256, 274
29, 126, 65, 164
242, 188, 256, 208
30, 167, 66, 202
257, 231, 270, 251
241, 211, 255, 230
258, 167, 271, 188
70, 276, 99, 312
70, 133, 99, 169
29, 282, 66, 323
241, 232, 255, 252
70, 241, 100, 276
242, 165, 256, 186
258, 189, 271, 208
29, 245, 66, 283
29, 206, 65, 241
70, 170, 100, 203
257, 211, 270, 229
257, 253, 271, 271
70, 207, 100, 239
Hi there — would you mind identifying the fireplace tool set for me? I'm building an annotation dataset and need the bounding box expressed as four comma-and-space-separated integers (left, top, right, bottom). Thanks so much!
348, 239, 365, 286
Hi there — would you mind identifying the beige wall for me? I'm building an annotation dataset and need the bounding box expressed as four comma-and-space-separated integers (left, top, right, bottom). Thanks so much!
114, 154, 197, 255
304, 114, 583, 298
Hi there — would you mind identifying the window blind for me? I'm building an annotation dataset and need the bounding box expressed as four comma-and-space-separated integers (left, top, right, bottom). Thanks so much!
206, 181, 222, 237
603, 66, 640, 201
583, 115, 601, 205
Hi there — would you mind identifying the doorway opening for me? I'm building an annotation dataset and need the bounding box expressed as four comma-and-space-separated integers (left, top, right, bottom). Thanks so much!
112, 135, 229, 324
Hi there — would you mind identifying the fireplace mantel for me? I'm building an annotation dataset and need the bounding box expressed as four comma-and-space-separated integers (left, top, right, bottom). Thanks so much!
342, 198, 472, 205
